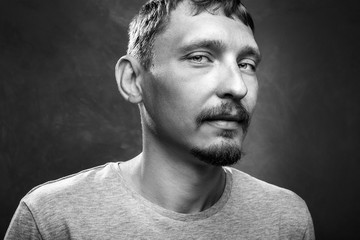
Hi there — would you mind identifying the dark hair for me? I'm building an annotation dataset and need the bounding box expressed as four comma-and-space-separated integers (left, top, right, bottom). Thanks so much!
127, 0, 255, 70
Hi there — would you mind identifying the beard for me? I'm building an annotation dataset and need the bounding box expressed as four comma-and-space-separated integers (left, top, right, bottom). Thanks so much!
190, 101, 250, 166
190, 141, 244, 166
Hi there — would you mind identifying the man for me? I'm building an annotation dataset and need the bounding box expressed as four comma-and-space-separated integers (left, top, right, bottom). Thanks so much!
6, 0, 315, 239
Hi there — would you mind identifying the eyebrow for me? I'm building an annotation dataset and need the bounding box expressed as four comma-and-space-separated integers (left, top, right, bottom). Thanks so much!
178, 39, 262, 64
238, 45, 262, 64
179, 39, 227, 53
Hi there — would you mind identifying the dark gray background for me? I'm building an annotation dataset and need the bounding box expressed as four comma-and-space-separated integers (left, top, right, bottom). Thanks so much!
1, 0, 359, 238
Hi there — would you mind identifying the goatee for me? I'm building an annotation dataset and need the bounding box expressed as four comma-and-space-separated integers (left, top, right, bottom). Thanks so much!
190, 142, 244, 166
190, 101, 250, 166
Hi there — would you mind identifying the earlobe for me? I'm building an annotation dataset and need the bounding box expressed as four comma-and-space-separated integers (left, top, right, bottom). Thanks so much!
115, 55, 143, 103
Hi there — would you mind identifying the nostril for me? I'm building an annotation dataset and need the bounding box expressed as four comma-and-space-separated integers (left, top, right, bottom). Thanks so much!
222, 93, 236, 99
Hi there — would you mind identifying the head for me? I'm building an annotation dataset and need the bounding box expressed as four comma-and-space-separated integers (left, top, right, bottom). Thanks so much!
116, 0, 260, 167
127, 0, 255, 70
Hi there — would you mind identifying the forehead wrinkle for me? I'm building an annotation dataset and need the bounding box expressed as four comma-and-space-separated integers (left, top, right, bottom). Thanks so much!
153, 2, 260, 65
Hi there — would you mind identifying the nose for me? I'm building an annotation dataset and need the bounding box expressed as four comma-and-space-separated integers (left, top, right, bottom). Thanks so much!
216, 63, 248, 100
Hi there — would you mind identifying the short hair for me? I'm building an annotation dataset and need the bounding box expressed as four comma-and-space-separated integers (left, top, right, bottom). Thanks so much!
127, 0, 255, 70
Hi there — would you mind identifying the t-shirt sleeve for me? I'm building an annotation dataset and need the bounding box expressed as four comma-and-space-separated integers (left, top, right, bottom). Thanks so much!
5, 200, 42, 240
279, 195, 315, 240
302, 207, 315, 240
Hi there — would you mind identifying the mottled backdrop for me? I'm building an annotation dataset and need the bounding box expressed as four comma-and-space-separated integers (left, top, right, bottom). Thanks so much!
1, 0, 359, 238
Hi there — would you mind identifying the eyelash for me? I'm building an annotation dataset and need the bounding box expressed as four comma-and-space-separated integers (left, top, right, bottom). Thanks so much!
238, 62, 256, 72
186, 54, 257, 72
187, 54, 211, 63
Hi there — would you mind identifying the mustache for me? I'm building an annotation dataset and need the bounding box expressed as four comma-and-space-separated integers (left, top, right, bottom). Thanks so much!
195, 102, 251, 132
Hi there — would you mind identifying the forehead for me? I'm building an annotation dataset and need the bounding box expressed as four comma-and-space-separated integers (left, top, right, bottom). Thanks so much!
152, 1, 259, 57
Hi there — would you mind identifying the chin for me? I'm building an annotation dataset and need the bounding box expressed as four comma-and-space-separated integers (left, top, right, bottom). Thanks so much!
190, 140, 243, 166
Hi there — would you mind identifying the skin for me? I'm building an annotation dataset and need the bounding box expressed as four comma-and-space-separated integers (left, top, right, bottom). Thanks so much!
116, 1, 260, 213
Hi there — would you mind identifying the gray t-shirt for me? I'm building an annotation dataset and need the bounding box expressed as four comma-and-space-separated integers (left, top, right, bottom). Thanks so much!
5, 162, 315, 239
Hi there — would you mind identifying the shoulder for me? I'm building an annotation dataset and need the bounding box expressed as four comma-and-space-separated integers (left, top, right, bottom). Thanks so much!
226, 166, 306, 206
225, 167, 314, 237
10, 162, 138, 238
23, 162, 121, 210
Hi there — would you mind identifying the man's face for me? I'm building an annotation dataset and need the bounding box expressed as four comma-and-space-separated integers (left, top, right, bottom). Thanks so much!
140, 2, 260, 166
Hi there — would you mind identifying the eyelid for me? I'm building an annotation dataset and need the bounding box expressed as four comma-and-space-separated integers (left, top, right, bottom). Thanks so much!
187, 51, 212, 58
238, 59, 257, 72
186, 51, 213, 63
240, 58, 257, 66
239, 58, 257, 65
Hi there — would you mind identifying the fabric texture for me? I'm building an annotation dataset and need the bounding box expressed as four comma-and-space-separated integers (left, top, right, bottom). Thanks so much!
5, 162, 315, 239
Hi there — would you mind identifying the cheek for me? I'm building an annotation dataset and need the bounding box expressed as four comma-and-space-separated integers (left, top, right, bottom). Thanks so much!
244, 77, 259, 112
142, 72, 196, 128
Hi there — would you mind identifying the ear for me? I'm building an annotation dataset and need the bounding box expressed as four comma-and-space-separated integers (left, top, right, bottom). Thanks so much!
115, 55, 144, 103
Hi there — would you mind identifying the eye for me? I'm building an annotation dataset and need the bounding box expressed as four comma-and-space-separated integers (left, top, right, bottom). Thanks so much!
187, 54, 212, 64
238, 61, 257, 73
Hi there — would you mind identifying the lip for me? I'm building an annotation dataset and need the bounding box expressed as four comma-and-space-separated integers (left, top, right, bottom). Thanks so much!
206, 120, 240, 130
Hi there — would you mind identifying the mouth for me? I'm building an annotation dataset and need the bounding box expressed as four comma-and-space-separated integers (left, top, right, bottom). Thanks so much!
206, 120, 239, 130
196, 102, 251, 132
204, 115, 244, 130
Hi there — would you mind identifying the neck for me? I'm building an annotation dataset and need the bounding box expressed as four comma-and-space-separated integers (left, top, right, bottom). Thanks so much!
120, 134, 226, 213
